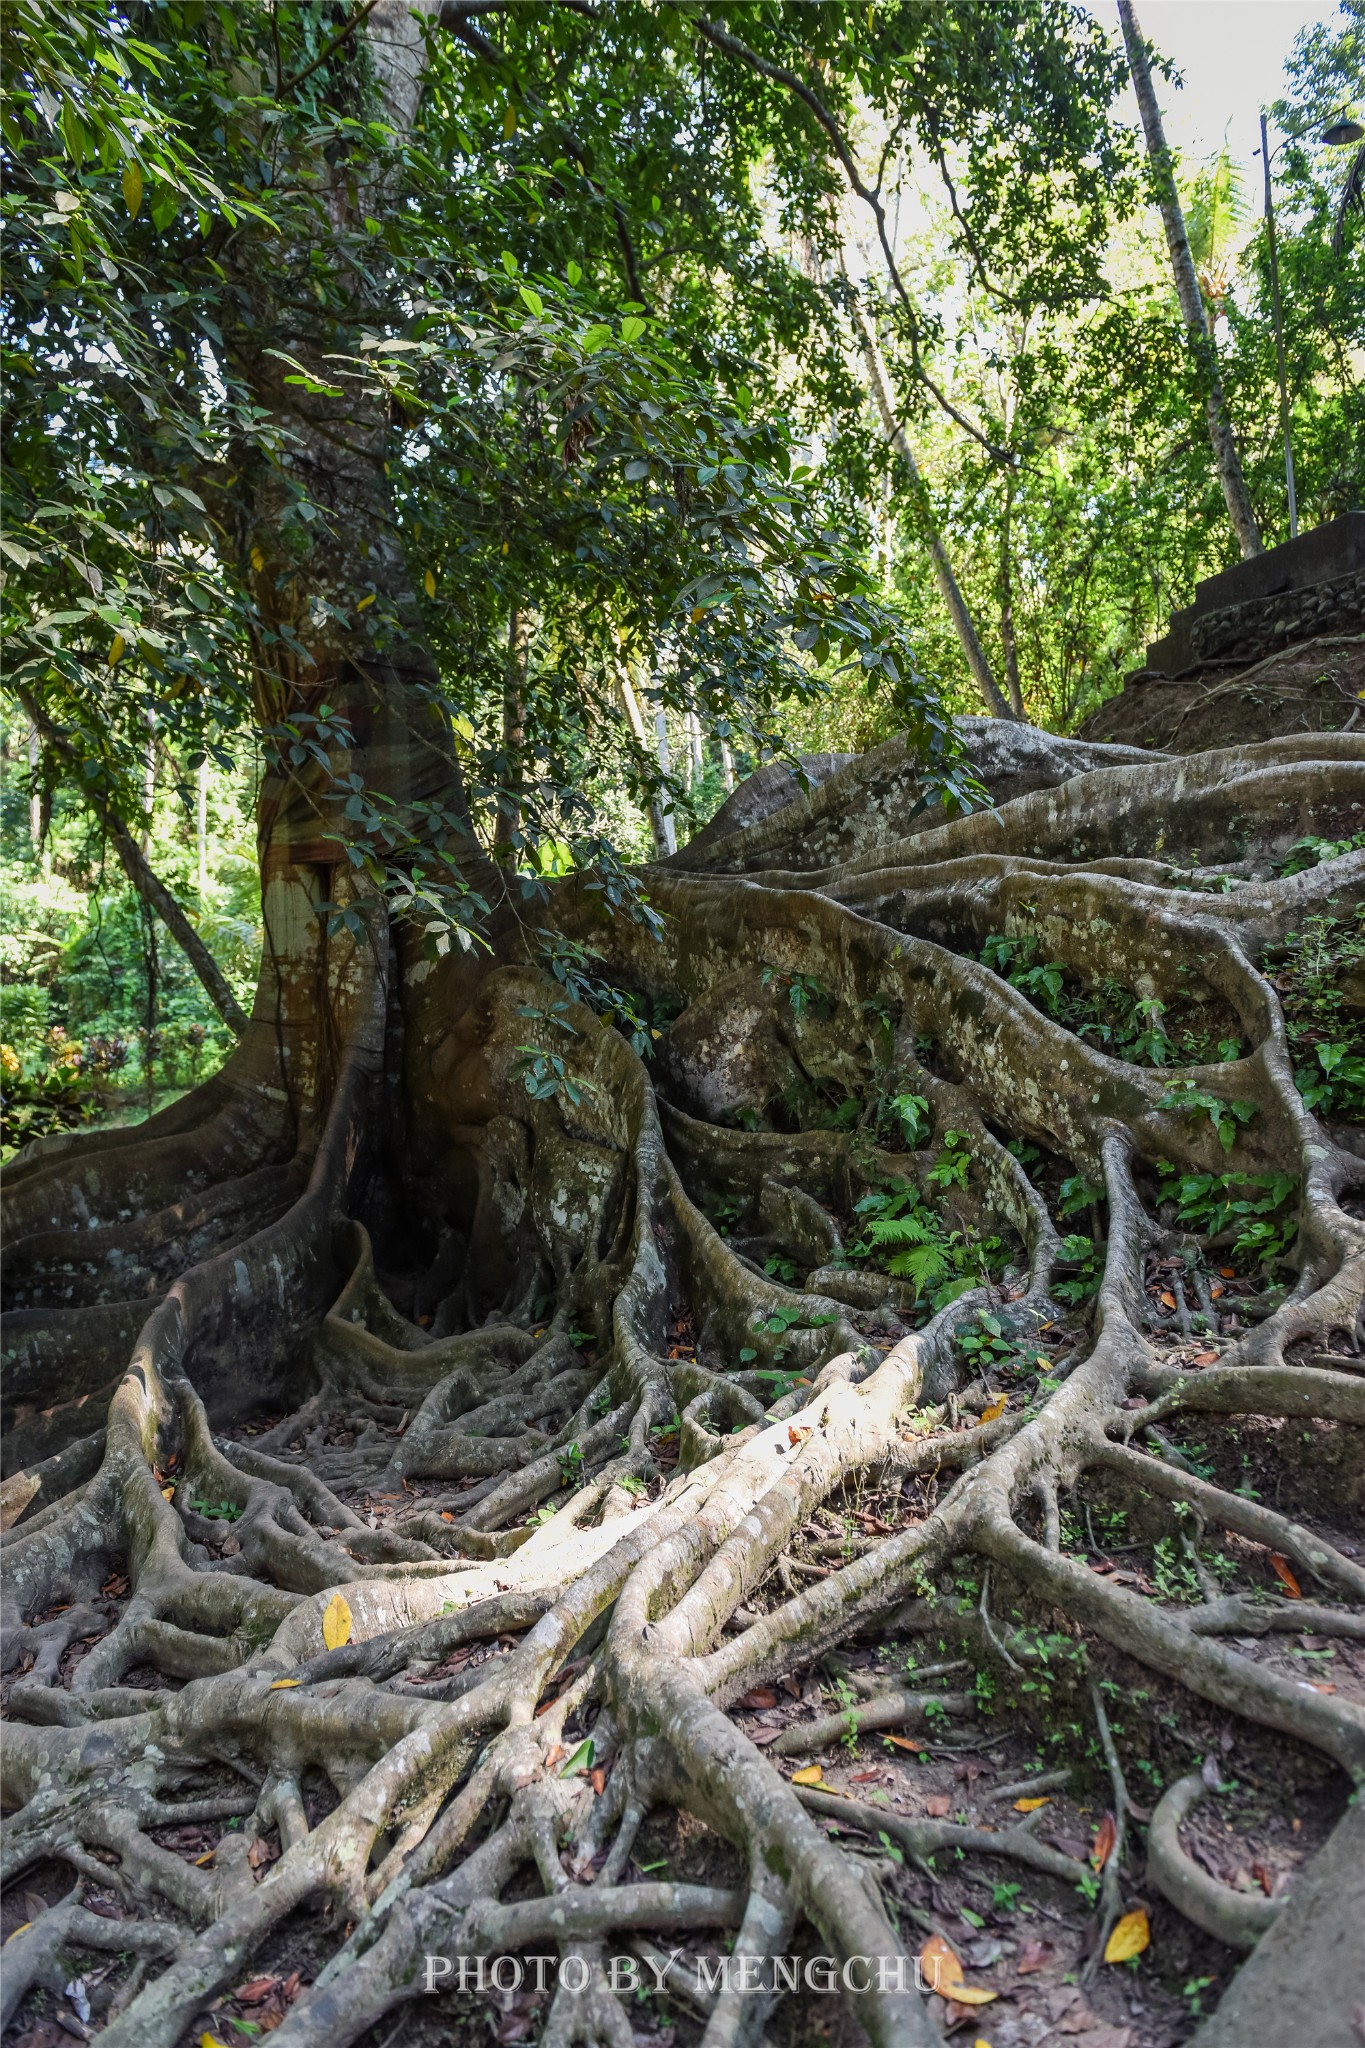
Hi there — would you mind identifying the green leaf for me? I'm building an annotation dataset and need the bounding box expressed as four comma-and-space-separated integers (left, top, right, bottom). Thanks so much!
558, 1737, 595, 1777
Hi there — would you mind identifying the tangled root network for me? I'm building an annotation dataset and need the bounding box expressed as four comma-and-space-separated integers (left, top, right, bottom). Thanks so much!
3, 726, 1364, 2048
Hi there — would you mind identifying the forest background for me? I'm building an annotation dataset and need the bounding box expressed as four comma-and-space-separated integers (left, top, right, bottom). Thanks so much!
1, 0, 1361, 1145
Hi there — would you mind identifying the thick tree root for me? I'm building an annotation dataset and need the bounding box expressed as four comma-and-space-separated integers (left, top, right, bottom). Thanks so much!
3, 734, 1363, 2046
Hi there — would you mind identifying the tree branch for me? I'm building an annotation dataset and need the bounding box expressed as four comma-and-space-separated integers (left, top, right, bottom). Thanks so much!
441, 9, 646, 304
279, 0, 383, 97
684, 9, 1011, 460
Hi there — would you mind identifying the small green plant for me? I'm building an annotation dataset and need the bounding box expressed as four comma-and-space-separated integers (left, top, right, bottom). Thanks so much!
991, 1881, 1021, 1911
763, 1253, 798, 1284
847, 1180, 990, 1308
926, 1130, 972, 1189
1277, 830, 1365, 876
1269, 911, 1365, 1120
1157, 1078, 1258, 1151
886, 1090, 930, 1150
557, 1440, 584, 1484
1053, 1232, 1102, 1305
1152, 1535, 1201, 1603
1156, 1163, 1298, 1264
761, 966, 835, 1019
190, 1497, 243, 1522
1057, 1173, 1103, 1218
1296, 1040, 1365, 1119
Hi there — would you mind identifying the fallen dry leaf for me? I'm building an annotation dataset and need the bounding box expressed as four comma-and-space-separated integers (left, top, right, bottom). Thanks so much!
920, 1933, 963, 1994
925, 1793, 952, 1817
885, 1734, 924, 1754
980, 1396, 1007, 1424
1269, 1554, 1302, 1598
1103, 1907, 1150, 1964
1016, 1940, 1052, 1974
589, 1768, 606, 1796
791, 1764, 823, 1786
738, 1686, 778, 1710
851, 1769, 881, 1783
947, 1988, 1000, 2010
1190, 1349, 1220, 1365
1091, 1812, 1117, 1870
321, 1592, 353, 1649
235, 1978, 279, 2004
1014, 1795, 1050, 1812
787, 1424, 812, 1446
268, 1678, 300, 1690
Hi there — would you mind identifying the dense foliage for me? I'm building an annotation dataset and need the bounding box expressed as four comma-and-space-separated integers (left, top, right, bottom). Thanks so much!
2, 0, 1360, 1138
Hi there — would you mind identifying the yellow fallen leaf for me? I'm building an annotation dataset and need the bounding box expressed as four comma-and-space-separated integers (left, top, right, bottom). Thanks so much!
791, 1764, 823, 1786
193, 1851, 215, 1866
980, 1396, 1007, 1424
161, 1485, 175, 1501
321, 1591, 352, 1650
920, 1931, 996, 2005
269, 1678, 301, 1690
919, 1933, 963, 1993
202, 2034, 230, 2048
423, 568, 436, 598
1104, 1906, 1150, 1964
974, 2040, 993, 2048
1014, 1795, 1049, 1811
5, 1922, 32, 1943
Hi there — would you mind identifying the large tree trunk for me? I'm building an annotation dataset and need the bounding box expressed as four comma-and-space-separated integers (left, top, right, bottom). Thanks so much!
3, 704, 1364, 2047
1117, 0, 1264, 561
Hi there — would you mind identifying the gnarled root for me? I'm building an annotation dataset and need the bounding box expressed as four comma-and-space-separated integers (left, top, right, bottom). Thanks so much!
3, 734, 1363, 2047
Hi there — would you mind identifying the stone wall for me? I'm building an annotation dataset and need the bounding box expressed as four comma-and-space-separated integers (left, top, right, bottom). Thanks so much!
1186, 566, 1365, 668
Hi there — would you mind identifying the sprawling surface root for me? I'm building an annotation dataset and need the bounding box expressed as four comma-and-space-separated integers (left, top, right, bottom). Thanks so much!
3, 733, 1364, 2048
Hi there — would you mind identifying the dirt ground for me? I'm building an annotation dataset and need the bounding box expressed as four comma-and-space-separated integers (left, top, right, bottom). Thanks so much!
1079, 637, 1363, 755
